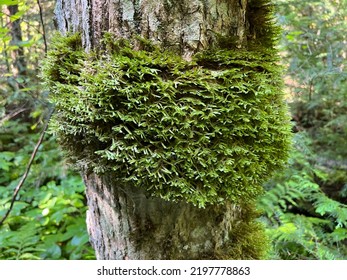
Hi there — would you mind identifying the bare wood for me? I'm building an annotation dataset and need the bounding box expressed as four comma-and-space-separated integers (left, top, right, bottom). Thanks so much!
84, 172, 243, 259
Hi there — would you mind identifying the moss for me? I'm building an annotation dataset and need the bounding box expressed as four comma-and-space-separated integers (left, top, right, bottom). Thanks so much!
222, 203, 270, 259
39, 3, 289, 259
41, 31, 292, 208
247, 0, 281, 48
41, 1, 291, 209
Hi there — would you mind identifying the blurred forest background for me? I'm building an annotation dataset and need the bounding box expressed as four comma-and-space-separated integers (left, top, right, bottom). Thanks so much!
0, 0, 346, 260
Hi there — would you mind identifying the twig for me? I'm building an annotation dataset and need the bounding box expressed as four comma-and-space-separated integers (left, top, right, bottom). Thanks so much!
0, 107, 55, 227
37, 0, 48, 54
1, 11, 43, 36
0, 108, 29, 126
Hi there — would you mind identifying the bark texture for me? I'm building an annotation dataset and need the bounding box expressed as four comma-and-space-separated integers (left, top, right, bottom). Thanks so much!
55, 0, 266, 259
55, 0, 248, 57
6, 5, 27, 77
84, 172, 245, 259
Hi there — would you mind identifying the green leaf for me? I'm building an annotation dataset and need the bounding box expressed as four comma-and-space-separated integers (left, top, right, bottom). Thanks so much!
0, 0, 19, 5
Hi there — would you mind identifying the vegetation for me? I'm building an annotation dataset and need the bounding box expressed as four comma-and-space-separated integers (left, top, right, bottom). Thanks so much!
41, 33, 291, 207
0, 0, 346, 260
0, 0, 95, 259
258, 0, 347, 259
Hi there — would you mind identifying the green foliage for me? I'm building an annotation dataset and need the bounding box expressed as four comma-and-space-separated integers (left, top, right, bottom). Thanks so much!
259, 133, 347, 259
0, 224, 43, 260
0, 0, 49, 100
256, 0, 347, 260
41, 33, 292, 207
277, 0, 347, 159
0, 0, 95, 260
0, 118, 95, 260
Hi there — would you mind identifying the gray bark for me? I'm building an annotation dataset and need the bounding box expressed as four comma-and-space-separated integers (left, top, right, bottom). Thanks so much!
55, 0, 248, 58
55, 0, 263, 259
84, 172, 244, 259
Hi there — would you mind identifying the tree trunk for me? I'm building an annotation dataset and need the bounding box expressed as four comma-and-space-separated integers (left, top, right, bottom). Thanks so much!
54, 0, 248, 56
5, 5, 27, 91
6, 5, 27, 76
53, 0, 275, 259
83, 172, 256, 259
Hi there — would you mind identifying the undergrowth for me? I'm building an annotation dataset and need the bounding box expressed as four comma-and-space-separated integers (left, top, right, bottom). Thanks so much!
258, 133, 347, 260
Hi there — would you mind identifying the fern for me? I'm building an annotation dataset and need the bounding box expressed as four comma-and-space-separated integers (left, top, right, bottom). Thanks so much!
259, 132, 347, 260
0, 224, 43, 260
313, 194, 347, 228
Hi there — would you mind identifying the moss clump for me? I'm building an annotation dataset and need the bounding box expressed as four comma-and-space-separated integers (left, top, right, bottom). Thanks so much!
41, 31, 291, 207
247, 0, 281, 48
222, 203, 270, 259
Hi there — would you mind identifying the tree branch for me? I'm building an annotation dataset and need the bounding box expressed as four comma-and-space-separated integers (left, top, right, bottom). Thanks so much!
0, 108, 29, 126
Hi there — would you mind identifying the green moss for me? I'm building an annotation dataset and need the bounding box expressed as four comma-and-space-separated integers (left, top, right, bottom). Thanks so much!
247, 0, 281, 48
40, 1, 291, 209
41, 32, 291, 208
42, 0, 291, 209
39, 3, 289, 260
222, 203, 270, 259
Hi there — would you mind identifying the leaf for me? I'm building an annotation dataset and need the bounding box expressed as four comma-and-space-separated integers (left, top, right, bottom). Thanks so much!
0, 0, 19, 5
70, 234, 89, 247
18, 253, 41, 260
42, 208, 50, 216
40, 242, 62, 260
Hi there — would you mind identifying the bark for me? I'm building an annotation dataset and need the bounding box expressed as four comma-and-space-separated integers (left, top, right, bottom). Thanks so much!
7, 5, 27, 76
84, 172, 245, 259
4, 5, 27, 91
55, 0, 248, 57
55, 0, 264, 259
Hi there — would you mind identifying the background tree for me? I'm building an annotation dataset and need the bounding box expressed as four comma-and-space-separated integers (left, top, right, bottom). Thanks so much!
42, 0, 291, 259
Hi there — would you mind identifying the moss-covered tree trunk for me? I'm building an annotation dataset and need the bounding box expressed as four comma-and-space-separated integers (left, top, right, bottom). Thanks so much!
51, 0, 289, 259
83, 173, 258, 259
